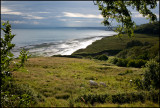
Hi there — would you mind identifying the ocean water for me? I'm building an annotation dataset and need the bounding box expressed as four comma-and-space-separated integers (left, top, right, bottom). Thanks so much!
2, 27, 117, 57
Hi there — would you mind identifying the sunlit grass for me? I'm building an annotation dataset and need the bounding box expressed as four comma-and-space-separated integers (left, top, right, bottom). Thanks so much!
12, 57, 159, 107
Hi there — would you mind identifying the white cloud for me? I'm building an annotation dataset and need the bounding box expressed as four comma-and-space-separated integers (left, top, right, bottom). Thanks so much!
1, 6, 22, 15
1, 6, 45, 20
23, 15, 45, 20
133, 13, 159, 18
63, 12, 103, 19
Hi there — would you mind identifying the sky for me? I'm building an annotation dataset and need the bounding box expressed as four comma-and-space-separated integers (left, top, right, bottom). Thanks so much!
1, 1, 159, 28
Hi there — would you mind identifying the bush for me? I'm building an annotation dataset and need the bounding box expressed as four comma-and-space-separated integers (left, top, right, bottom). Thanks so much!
133, 78, 144, 90
127, 59, 136, 67
134, 59, 147, 68
94, 54, 108, 61
76, 94, 108, 105
143, 60, 160, 90
109, 57, 118, 64
1, 21, 31, 107
76, 91, 159, 105
127, 59, 146, 68
116, 59, 128, 67
126, 40, 143, 48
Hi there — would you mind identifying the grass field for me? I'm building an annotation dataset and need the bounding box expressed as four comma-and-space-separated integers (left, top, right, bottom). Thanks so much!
73, 33, 159, 55
13, 57, 159, 107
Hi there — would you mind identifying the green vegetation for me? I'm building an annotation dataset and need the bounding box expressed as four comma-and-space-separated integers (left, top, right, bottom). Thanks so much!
95, 1, 157, 37
12, 57, 159, 107
94, 54, 108, 61
134, 21, 159, 35
1, 20, 159, 107
73, 33, 158, 56
73, 21, 159, 57
1, 21, 31, 107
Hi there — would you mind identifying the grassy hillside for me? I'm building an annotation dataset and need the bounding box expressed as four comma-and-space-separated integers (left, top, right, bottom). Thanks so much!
3, 22, 159, 107
13, 57, 159, 107
134, 21, 159, 35
72, 33, 159, 56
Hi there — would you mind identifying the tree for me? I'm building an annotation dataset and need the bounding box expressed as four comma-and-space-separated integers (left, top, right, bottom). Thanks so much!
1, 21, 29, 75
1, 21, 31, 107
143, 60, 159, 90
94, 0, 157, 37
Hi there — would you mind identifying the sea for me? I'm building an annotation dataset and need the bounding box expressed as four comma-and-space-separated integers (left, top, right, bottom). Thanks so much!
1, 27, 117, 57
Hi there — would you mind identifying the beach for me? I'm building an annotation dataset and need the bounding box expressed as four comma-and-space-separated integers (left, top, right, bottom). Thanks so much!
10, 27, 117, 57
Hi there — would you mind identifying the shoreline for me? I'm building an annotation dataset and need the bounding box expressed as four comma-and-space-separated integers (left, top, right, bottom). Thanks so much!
13, 34, 117, 58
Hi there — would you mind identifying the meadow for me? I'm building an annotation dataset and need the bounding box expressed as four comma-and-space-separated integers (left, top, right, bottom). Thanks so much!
2, 22, 159, 107
12, 56, 159, 107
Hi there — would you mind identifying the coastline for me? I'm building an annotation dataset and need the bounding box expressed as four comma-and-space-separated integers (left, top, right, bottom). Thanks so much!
13, 34, 117, 58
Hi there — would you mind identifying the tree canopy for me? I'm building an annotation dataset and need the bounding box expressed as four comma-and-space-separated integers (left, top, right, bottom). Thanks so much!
94, 0, 158, 37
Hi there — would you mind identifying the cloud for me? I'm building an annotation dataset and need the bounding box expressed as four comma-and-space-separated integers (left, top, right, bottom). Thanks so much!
133, 13, 159, 18
62, 12, 103, 19
11, 21, 27, 24
23, 15, 45, 20
1, 6, 45, 20
1, 6, 22, 15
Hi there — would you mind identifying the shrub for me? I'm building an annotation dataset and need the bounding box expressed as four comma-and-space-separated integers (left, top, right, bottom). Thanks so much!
94, 54, 108, 61
109, 57, 118, 64
116, 59, 128, 67
127, 59, 136, 67
143, 60, 160, 90
133, 78, 144, 90
76, 91, 159, 105
134, 59, 147, 68
126, 40, 143, 48
127, 59, 146, 68
76, 94, 108, 105
1, 21, 31, 107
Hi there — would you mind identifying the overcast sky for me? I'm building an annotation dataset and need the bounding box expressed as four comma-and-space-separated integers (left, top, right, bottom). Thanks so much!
1, 1, 159, 28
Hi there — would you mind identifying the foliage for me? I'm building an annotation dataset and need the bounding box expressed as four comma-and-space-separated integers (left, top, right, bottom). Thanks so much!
111, 58, 146, 68
134, 21, 159, 35
117, 42, 159, 60
116, 58, 128, 67
94, 0, 157, 37
1, 21, 29, 74
143, 60, 160, 90
94, 54, 108, 61
76, 90, 159, 105
109, 57, 118, 64
1, 75, 36, 107
76, 94, 109, 105
134, 60, 160, 90
126, 40, 143, 48
127, 59, 147, 68
73, 33, 158, 56
1, 21, 31, 107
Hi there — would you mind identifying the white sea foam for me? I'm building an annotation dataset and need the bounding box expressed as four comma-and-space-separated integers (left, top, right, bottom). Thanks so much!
11, 28, 117, 57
